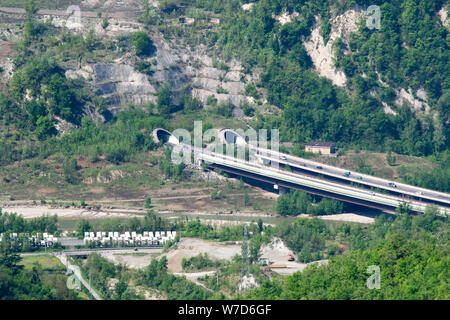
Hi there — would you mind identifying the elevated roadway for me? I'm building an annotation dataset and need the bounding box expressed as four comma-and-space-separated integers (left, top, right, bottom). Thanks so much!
163, 130, 450, 216
178, 144, 450, 216
254, 148, 450, 207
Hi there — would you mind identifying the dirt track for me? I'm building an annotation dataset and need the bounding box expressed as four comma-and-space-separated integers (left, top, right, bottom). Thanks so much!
163, 238, 241, 273
0, 205, 143, 219
1, 203, 376, 224
260, 237, 329, 275
0, 7, 142, 19
100, 238, 241, 272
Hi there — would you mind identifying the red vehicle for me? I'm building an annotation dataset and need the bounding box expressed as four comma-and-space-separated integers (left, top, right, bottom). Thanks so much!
288, 254, 295, 261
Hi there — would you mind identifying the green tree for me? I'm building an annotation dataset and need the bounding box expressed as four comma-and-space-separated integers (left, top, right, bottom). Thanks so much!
156, 83, 173, 114
35, 116, 57, 140
23, 0, 38, 41
76, 219, 92, 236
144, 196, 152, 208
257, 218, 263, 233
244, 190, 250, 206
0, 238, 23, 276
63, 156, 78, 184
102, 13, 110, 29
131, 31, 156, 57
275, 194, 292, 216
25, 0, 38, 18
386, 150, 396, 166
249, 235, 262, 263
84, 30, 97, 51
114, 280, 128, 299
158, 256, 168, 274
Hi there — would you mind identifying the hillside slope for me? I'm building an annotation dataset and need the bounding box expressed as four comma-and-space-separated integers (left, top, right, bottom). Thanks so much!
0, 0, 448, 195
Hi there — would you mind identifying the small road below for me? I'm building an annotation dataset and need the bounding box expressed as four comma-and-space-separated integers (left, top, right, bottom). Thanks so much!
173, 271, 216, 292
21, 247, 163, 257
0, 7, 142, 19
55, 253, 103, 300
20, 248, 161, 300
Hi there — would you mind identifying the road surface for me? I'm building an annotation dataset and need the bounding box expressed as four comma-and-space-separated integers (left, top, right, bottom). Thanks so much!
255, 147, 450, 205
21, 248, 161, 299
56, 253, 102, 300
174, 143, 449, 215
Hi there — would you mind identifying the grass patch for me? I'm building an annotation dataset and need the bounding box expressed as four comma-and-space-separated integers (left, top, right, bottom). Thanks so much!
20, 255, 66, 271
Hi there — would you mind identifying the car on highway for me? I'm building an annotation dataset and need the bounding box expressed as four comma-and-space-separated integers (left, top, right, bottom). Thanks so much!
316, 166, 323, 169
356, 176, 363, 180
343, 171, 351, 177
388, 182, 397, 188
280, 156, 287, 160
416, 191, 423, 195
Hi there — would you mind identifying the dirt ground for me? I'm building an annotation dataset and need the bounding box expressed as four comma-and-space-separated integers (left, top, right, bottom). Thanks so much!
163, 238, 241, 273
293, 213, 375, 224
1, 201, 378, 227
260, 237, 328, 275
101, 238, 241, 272
198, 219, 275, 228
101, 250, 161, 269
316, 150, 434, 181
318, 213, 374, 224
0, 205, 143, 219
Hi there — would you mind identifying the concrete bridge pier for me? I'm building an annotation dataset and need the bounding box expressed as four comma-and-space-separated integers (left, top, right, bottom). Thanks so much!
274, 184, 288, 195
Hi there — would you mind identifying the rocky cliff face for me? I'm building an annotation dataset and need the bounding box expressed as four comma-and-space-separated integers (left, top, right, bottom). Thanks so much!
1, 0, 260, 115
60, 14, 259, 113
4, 1, 437, 121
66, 38, 258, 111
189, 56, 254, 106
0, 41, 14, 92
92, 63, 156, 106
301, 8, 435, 117
303, 10, 365, 87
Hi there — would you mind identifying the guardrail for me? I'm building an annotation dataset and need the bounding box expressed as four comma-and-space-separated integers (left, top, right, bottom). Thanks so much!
191, 147, 448, 216
255, 148, 450, 206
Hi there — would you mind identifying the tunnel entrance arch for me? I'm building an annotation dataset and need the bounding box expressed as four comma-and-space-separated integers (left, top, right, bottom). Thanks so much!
152, 128, 179, 145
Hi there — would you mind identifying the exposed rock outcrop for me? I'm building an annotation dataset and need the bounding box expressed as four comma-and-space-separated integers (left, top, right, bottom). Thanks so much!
437, 6, 448, 28
273, 11, 300, 25
303, 10, 365, 87
93, 63, 157, 106
1, 1, 271, 117
394, 88, 430, 114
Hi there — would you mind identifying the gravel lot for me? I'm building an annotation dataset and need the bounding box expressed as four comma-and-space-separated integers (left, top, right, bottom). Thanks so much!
260, 237, 329, 275
0, 205, 142, 219
99, 238, 241, 271
163, 238, 241, 273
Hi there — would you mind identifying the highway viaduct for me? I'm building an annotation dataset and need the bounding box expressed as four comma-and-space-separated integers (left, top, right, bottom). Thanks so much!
152, 128, 450, 216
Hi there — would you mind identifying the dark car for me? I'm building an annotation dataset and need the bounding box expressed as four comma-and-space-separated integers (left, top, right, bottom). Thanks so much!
316, 166, 323, 169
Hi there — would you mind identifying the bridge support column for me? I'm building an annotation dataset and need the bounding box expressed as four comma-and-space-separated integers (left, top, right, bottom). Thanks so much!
274, 184, 288, 195
279, 186, 288, 195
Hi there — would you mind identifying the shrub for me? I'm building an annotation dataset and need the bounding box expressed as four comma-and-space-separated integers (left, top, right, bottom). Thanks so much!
131, 31, 156, 57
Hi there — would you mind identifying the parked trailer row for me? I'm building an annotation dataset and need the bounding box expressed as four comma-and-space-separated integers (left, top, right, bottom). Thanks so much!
83, 231, 177, 247
0, 233, 59, 248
